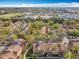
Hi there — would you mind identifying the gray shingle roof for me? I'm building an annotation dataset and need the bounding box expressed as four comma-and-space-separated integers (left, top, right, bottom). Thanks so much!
0, 46, 6, 54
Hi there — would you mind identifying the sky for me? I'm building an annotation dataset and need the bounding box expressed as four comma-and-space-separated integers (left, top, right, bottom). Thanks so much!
0, 0, 79, 7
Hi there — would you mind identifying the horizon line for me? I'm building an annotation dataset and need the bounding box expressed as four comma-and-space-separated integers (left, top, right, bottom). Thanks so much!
0, 2, 79, 7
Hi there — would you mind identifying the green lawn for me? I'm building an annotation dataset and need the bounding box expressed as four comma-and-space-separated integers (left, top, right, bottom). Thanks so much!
0, 13, 23, 20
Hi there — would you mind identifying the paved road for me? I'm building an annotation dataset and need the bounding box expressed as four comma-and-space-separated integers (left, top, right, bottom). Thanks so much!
27, 57, 64, 59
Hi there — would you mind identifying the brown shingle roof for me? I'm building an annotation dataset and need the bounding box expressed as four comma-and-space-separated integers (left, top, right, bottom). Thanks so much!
6, 45, 23, 52
0, 39, 25, 59
0, 52, 16, 59
33, 41, 63, 54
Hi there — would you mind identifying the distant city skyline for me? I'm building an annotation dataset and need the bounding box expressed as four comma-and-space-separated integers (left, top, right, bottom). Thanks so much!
0, 0, 79, 7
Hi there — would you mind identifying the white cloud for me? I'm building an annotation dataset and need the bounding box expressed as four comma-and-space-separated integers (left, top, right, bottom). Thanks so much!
0, 2, 79, 7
